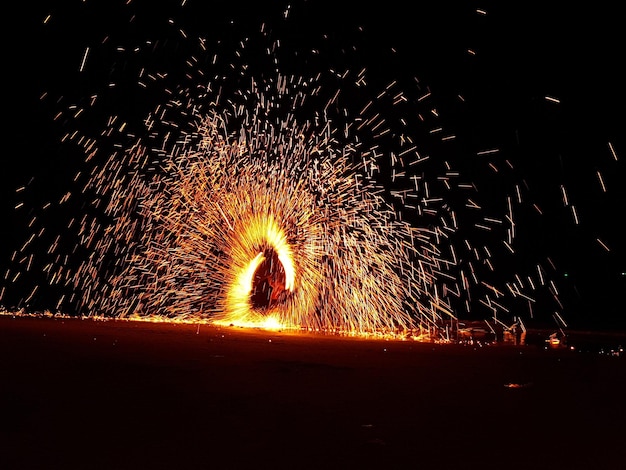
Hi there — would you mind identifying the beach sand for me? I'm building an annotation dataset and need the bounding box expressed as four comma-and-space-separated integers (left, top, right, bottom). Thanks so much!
1, 315, 624, 469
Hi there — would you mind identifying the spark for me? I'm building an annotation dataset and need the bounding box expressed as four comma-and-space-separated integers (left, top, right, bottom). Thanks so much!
1, 2, 569, 340
571, 205, 580, 225
608, 141, 618, 161
560, 185, 569, 206
79, 47, 90, 73
596, 170, 607, 193
476, 148, 499, 156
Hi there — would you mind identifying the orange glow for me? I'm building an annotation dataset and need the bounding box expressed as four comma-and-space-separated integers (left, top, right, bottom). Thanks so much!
224, 214, 296, 329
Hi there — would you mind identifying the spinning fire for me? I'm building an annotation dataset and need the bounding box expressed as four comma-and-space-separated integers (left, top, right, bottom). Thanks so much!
3, 3, 569, 339
59, 76, 446, 335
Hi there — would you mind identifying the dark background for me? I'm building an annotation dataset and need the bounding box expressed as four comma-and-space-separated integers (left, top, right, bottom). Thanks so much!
2, 0, 624, 330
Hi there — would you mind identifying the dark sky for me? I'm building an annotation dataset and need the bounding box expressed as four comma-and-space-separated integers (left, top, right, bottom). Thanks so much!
2, 0, 624, 329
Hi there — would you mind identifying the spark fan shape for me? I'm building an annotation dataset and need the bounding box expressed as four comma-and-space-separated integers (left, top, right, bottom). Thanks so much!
71, 74, 447, 335
4, 9, 564, 338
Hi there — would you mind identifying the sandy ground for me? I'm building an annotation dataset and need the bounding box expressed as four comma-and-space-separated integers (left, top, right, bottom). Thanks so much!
1, 315, 625, 469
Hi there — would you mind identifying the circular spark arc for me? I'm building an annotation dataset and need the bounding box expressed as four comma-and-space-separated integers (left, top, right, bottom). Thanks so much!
226, 214, 296, 326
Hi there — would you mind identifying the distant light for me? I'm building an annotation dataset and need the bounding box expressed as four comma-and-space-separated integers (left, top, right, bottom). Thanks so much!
564, 272, 569, 278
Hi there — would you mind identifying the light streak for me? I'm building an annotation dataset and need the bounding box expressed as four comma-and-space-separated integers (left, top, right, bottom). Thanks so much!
596, 238, 610, 252
596, 170, 607, 192
608, 141, 618, 161
79, 47, 90, 73
571, 205, 580, 225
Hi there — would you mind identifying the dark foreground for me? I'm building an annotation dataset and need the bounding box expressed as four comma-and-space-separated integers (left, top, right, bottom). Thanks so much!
1, 316, 625, 470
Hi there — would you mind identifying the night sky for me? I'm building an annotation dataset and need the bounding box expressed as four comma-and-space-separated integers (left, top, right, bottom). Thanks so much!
2, 0, 624, 330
